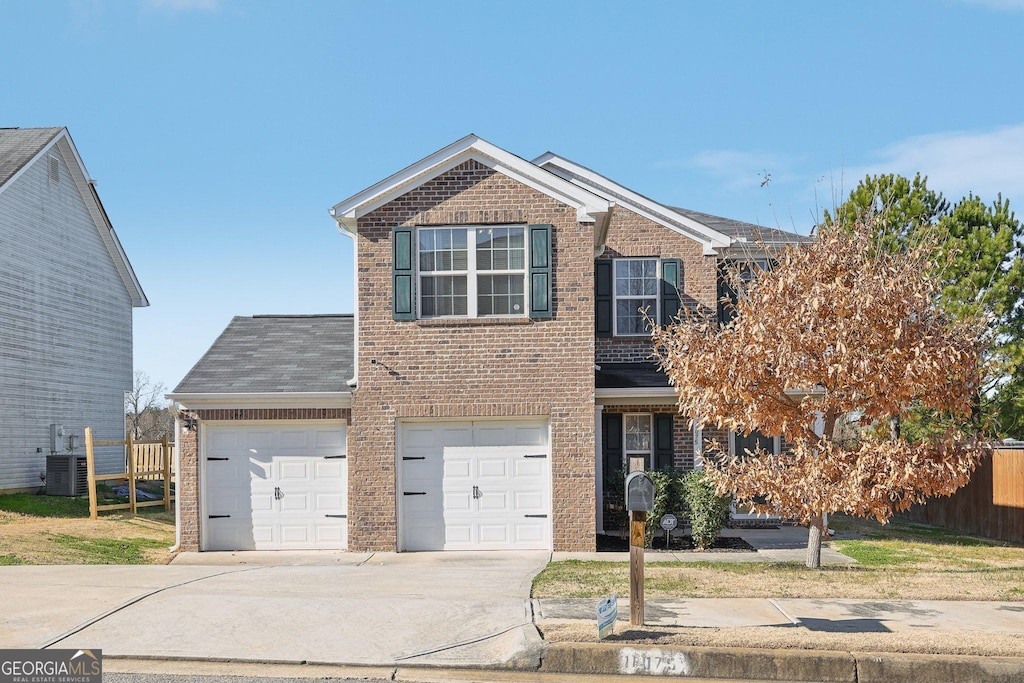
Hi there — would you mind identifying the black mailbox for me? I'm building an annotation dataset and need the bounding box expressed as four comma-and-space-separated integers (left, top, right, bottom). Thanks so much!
624, 471, 655, 512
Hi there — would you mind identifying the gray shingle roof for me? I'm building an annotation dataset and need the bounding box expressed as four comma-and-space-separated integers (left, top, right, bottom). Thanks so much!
669, 206, 810, 246
0, 127, 63, 188
596, 362, 671, 389
173, 315, 355, 394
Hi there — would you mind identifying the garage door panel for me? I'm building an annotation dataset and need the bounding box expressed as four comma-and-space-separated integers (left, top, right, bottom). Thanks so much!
478, 458, 507, 478
204, 424, 347, 551
514, 459, 544, 477
400, 423, 549, 551
251, 494, 274, 512
514, 523, 545, 543
514, 490, 544, 511
479, 524, 509, 543
316, 461, 344, 479
478, 492, 508, 511
316, 493, 345, 510
443, 459, 471, 478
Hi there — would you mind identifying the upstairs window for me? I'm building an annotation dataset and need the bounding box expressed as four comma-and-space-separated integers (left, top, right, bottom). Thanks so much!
595, 257, 681, 337
392, 224, 552, 321
614, 259, 659, 336
718, 259, 771, 324
418, 226, 526, 318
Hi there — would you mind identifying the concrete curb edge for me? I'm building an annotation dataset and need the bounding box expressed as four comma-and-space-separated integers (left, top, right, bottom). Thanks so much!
538, 642, 1024, 683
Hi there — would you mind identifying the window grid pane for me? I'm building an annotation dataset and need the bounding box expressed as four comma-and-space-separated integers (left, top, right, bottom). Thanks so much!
421, 275, 467, 317
614, 258, 658, 334
624, 414, 652, 453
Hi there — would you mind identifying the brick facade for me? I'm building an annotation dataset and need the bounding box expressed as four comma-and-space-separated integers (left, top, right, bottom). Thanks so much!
349, 159, 596, 552
175, 408, 351, 552
596, 206, 718, 364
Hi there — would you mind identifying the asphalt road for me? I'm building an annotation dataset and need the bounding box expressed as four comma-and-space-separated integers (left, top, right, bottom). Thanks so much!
106, 676, 392, 683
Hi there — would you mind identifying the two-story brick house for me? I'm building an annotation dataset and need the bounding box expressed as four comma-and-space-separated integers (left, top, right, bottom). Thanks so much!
170, 135, 803, 553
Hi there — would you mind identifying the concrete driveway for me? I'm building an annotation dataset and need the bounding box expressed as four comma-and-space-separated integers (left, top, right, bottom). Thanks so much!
0, 551, 550, 668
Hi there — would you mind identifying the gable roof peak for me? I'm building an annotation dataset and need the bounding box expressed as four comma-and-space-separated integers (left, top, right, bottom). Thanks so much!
329, 135, 612, 237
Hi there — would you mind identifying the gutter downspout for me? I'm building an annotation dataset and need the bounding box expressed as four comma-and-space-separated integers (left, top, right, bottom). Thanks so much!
331, 210, 358, 389
168, 403, 183, 553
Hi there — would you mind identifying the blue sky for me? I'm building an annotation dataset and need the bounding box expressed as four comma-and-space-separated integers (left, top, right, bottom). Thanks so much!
3, 0, 1024, 394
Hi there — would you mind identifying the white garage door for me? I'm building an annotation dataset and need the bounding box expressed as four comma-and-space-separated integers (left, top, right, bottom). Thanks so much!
399, 420, 550, 551
203, 423, 347, 551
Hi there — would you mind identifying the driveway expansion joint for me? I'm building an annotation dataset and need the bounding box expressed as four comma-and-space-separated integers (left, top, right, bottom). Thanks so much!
37, 566, 263, 650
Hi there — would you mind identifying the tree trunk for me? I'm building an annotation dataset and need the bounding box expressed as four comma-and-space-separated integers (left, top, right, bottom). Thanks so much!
806, 513, 824, 569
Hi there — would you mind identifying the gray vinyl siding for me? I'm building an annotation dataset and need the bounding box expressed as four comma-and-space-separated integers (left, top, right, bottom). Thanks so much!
0, 148, 132, 489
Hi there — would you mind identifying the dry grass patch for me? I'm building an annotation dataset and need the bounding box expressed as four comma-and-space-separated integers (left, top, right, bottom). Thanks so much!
534, 517, 1024, 601
539, 621, 1024, 658
0, 496, 175, 565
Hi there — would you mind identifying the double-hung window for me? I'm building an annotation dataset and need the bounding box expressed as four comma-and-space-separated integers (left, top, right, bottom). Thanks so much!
614, 258, 659, 336
623, 413, 653, 469
418, 226, 527, 318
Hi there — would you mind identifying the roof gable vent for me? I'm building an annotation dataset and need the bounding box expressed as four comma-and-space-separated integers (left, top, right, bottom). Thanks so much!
48, 155, 59, 184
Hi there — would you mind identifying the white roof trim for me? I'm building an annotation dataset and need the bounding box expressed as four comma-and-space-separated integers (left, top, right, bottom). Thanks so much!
168, 391, 353, 410
1, 129, 148, 307
330, 135, 611, 234
596, 387, 677, 404
534, 152, 734, 256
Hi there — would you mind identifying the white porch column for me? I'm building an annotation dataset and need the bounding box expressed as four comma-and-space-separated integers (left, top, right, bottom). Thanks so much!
595, 404, 604, 535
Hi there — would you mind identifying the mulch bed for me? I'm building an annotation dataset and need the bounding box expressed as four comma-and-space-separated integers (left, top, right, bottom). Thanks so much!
596, 533, 756, 553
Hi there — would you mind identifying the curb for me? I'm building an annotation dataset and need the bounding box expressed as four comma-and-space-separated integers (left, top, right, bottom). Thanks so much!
539, 642, 1024, 683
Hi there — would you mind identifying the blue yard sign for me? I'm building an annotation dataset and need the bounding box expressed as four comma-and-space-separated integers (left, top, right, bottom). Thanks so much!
597, 594, 618, 639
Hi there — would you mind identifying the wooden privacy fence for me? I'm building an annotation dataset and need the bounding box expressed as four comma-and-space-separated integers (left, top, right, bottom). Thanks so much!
84, 427, 174, 519
901, 446, 1024, 544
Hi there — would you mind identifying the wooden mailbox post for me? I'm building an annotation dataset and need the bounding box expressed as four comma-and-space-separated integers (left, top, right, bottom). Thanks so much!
624, 470, 655, 626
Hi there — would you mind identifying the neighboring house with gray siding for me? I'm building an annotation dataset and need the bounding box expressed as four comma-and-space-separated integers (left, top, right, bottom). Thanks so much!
0, 127, 148, 492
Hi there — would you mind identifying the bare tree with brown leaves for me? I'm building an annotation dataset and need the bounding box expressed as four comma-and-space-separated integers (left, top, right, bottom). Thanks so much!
653, 220, 987, 568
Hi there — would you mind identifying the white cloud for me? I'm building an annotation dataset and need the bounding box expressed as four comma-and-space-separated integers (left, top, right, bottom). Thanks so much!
846, 123, 1024, 202
143, 0, 219, 12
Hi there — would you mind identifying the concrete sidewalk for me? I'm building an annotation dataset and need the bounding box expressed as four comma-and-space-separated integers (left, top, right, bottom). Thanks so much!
536, 597, 1024, 633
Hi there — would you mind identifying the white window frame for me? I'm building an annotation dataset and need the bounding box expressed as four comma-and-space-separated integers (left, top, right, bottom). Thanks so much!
623, 412, 654, 470
612, 257, 660, 337
415, 225, 529, 319
415, 225, 528, 319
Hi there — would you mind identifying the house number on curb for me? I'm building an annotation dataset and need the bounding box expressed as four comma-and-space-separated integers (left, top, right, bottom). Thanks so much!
619, 648, 694, 676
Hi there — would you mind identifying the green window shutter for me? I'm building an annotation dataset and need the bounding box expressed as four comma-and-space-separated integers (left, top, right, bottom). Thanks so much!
654, 414, 674, 470
528, 224, 553, 318
660, 258, 682, 325
598, 411, 622, 485
595, 259, 613, 337
392, 227, 416, 321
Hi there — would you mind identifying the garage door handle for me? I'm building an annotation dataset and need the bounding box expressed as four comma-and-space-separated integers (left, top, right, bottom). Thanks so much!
207, 457, 229, 461
208, 515, 231, 519
524, 454, 547, 459
402, 456, 425, 461
403, 491, 427, 496
524, 514, 548, 518
325, 514, 347, 518
324, 455, 347, 459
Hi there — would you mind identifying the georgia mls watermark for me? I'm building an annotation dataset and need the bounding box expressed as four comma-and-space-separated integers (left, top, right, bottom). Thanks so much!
0, 650, 101, 683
